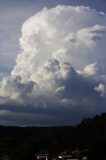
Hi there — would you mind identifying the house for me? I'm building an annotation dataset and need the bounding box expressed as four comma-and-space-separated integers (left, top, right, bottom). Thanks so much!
35, 154, 48, 160
58, 154, 79, 160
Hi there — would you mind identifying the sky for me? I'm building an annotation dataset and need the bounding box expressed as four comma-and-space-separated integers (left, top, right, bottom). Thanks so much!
0, 0, 106, 126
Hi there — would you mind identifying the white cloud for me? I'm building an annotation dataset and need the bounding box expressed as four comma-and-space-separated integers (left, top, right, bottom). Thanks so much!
0, 5, 106, 125
95, 83, 106, 97
11, 5, 106, 81
83, 62, 101, 76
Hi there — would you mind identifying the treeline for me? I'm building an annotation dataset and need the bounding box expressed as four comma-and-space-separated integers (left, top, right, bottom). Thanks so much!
0, 113, 106, 160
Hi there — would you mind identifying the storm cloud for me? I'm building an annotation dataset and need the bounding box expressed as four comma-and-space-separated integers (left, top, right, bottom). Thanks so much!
0, 5, 106, 125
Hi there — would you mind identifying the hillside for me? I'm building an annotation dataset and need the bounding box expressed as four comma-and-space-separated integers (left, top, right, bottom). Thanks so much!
0, 113, 106, 160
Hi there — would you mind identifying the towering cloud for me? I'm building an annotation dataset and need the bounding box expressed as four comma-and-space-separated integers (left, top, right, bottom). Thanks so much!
0, 5, 106, 125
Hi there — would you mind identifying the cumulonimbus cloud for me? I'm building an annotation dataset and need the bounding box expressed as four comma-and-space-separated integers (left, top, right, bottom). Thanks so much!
0, 5, 106, 125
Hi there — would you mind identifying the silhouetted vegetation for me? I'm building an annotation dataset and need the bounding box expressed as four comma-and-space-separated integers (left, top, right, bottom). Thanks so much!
0, 113, 106, 160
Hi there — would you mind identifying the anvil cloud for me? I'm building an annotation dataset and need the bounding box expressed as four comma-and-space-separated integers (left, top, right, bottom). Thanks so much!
0, 5, 106, 125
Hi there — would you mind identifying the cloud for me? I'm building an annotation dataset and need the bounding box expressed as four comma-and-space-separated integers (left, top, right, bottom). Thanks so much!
0, 5, 106, 125
83, 62, 101, 76
95, 83, 106, 97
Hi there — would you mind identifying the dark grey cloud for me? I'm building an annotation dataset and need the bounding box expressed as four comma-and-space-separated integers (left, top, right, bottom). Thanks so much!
0, 66, 105, 126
